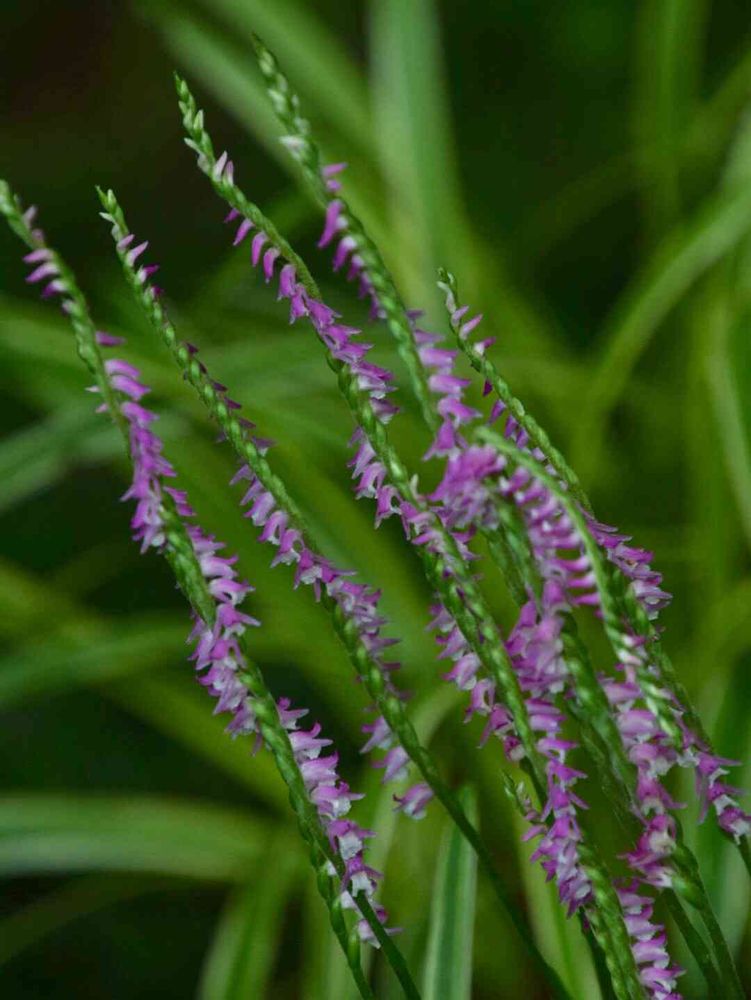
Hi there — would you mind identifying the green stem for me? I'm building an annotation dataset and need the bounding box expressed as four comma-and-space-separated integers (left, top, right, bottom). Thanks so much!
739, 837, 751, 878
0, 180, 128, 445
585, 923, 619, 1000
671, 843, 745, 1000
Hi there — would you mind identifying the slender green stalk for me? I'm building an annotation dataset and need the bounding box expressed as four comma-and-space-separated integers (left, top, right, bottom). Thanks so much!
0, 181, 128, 445
98, 186, 571, 1000
671, 841, 745, 1000
251, 33, 440, 433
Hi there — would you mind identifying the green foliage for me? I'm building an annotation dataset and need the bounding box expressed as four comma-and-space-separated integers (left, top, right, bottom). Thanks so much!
2, 1, 751, 996
422, 787, 478, 1000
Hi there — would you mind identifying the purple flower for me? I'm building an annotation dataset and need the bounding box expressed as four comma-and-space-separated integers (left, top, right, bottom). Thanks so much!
505, 585, 594, 915
16, 213, 397, 945
316, 176, 383, 321
228, 444, 434, 820
617, 882, 684, 999
96, 334, 392, 945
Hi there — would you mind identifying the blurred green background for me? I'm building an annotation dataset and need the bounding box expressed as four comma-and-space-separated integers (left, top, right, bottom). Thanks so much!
2, 1, 751, 997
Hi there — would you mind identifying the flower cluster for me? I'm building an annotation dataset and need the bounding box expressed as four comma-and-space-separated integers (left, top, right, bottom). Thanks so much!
408, 309, 481, 459
431, 439, 751, 848
223, 187, 399, 426
18, 215, 180, 554
174, 519, 394, 944
585, 517, 671, 622
229, 453, 432, 818
431, 586, 594, 919
316, 194, 600, 915
18, 215, 393, 947
101, 335, 393, 945
214, 139, 742, 995
441, 278, 672, 622
317, 169, 385, 323
507, 584, 593, 915
103, 210, 438, 829
618, 882, 684, 1000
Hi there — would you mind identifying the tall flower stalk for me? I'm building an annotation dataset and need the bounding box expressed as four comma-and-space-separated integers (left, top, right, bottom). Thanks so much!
0, 182, 420, 1000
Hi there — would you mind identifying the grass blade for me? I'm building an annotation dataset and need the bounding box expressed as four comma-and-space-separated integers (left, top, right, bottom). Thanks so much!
705, 302, 751, 547
367, 0, 559, 356
0, 876, 170, 967
198, 847, 301, 999
0, 795, 273, 880
192, 0, 372, 152
106, 676, 288, 811
633, 0, 708, 236
0, 619, 184, 707
573, 180, 751, 479
422, 787, 478, 1000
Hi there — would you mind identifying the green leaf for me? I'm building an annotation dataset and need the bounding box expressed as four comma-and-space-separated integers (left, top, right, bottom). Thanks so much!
0, 404, 113, 514
140, 0, 378, 206
574, 180, 751, 480
0, 875, 171, 967
138, 2, 284, 163
198, 846, 301, 999
367, 0, 560, 358
422, 786, 478, 1000
105, 676, 288, 811
368, 0, 464, 293
633, 0, 708, 237
0, 795, 276, 880
0, 617, 184, 707
705, 304, 751, 548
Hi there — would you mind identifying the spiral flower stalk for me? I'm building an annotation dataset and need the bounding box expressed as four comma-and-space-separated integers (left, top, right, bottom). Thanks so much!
93, 336, 396, 951
251, 35, 440, 432
438, 269, 670, 617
